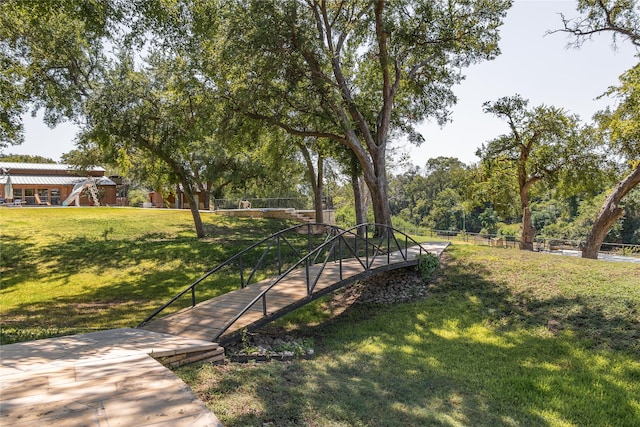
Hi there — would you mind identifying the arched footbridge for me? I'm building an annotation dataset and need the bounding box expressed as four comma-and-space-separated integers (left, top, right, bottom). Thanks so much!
139, 223, 449, 345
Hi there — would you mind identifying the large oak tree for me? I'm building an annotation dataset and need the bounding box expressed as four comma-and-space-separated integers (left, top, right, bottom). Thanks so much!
582, 65, 640, 258
198, 0, 511, 233
555, 0, 640, 258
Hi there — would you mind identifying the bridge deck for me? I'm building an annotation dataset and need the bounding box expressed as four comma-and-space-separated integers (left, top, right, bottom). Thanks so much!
140, 242, 448, 343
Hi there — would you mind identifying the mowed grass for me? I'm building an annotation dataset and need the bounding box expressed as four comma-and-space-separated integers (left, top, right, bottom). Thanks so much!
178, 245, 640, 427
3, 208, 640, 425
0, 207, 291, 343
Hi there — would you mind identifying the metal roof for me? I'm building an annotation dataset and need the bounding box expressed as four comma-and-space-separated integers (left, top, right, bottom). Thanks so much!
0, 162, 106, 172
0, 175, 116, 186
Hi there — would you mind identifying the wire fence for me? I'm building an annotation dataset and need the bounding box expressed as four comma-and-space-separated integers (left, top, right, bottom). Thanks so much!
398, 227, 640, 258
213, 197, 334, 211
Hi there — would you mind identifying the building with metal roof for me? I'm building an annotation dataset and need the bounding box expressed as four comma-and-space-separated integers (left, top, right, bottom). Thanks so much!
0, 162, 117, 206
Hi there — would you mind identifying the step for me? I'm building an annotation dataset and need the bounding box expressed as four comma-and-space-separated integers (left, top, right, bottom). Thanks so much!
150, 344, 225, 368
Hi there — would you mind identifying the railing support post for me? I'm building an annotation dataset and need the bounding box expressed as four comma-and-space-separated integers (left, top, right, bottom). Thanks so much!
306, 258, 311, 295
365, 224, 369, 270
387, 228, 391, 264
339, 236, 343, 280
405, 234, 408, 258
277, 235, 282, 275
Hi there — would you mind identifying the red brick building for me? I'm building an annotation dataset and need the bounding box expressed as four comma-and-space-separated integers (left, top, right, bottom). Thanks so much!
0, 162, 117, 206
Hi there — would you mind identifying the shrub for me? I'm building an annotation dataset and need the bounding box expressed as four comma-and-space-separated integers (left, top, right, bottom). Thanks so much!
128, 188, 150, 207
416, 252, 439, 280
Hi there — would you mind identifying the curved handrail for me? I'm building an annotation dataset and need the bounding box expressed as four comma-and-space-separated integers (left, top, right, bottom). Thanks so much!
209, 223, 428, 341
138, 222, 387, 327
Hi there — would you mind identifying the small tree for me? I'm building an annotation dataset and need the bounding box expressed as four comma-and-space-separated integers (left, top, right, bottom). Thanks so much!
478, 95, 582, 250
82, 52, 220, 238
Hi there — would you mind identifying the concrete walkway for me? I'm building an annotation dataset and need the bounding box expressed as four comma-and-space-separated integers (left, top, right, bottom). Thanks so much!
0, 328, 223, 427
548, 249, 640, 264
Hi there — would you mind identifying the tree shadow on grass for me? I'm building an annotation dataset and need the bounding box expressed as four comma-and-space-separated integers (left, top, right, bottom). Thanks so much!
0, 231, 250, 341
1, 220, 333, 342
191, 251, 640, 426
0, 234, 40, 291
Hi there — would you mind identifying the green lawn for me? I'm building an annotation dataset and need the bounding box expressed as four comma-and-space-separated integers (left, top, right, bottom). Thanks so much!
2, 208, 639, 426
178, 245, 640, 427
0, 207, 293, 343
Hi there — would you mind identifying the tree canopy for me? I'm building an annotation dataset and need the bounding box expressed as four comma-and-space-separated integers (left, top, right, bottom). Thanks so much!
197, 0, 512, 232
0, 0, 129, 146
555, 0, 640, 47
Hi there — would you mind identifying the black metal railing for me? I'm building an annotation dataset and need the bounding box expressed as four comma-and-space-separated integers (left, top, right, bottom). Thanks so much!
138, 223, 429, 338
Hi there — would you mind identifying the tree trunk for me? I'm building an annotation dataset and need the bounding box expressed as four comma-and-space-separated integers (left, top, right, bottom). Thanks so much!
351, 168, 365, 237
582, 164, 640, 259
202, 183, 211, 211
356, 141, 392, 236
182, 181, 206, 239
359, 176, 371, 220
314, 155, 324, 223
299, 144, 324, 223
369, 177, 392, 235
519, 187, 536, 251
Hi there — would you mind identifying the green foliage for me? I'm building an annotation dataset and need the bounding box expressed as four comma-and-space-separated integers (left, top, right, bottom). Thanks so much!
560, 0, 640, 49
598, 63, 640, 160
127, 189, 149, 208
496, 222, 521, 237
390, 158, 471, 229
424, 188, 461, 230
0, 0, 129, 146
478, 95, 585, 191
415, 253, 439, 280
471, 160, 520, 219
0, 154, 56, 163
478, 207, 500, 234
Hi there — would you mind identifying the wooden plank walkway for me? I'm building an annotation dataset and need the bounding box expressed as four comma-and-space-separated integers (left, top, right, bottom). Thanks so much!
140, 242, 448, 343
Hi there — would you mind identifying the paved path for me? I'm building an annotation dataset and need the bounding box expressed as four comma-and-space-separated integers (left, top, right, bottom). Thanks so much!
0, 328, 223, 427
548, 249, 640, 264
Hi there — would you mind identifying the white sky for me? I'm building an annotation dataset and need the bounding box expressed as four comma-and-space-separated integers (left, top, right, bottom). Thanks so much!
4, 0, 639, 167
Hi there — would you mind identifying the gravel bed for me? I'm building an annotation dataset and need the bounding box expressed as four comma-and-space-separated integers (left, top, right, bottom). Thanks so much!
225, 267, 431, 361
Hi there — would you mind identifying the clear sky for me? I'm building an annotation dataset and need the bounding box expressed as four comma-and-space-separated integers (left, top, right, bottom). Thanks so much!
4, 0, 639, 167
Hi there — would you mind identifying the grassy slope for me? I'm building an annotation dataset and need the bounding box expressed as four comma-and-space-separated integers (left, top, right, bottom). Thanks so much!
178, 245, 640, 427
0, 207, 291, 342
